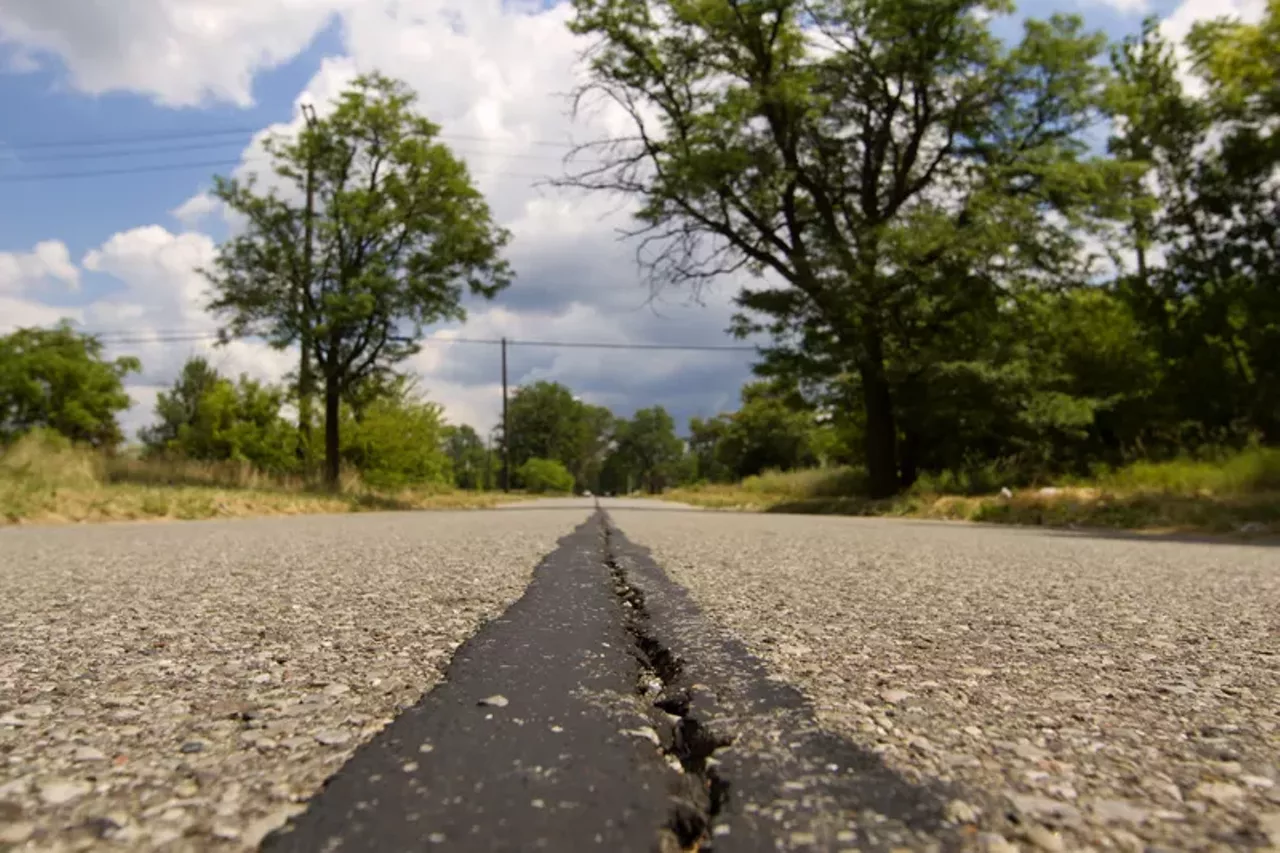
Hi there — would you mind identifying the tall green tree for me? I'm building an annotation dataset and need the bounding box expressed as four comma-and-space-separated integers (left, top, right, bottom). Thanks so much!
564, 0, 1129, 496
687, 414, 735, 483
608, 406, 684, 493
0, 322, 139, 449
505, 381, 614, 490
1107, 4, 1280, 445
443, 423, 489, 489
204, 72, 513, 488
719, 380, 818, 477
139, 357, 223, 452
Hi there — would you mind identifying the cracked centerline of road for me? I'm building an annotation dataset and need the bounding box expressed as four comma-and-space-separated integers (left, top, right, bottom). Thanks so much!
260, 513, 676, 852
264, 508, 955, 852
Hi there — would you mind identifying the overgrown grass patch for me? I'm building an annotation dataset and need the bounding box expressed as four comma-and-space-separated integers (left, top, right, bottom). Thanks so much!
663, 451, 1280, 536
0, 431, 522, 526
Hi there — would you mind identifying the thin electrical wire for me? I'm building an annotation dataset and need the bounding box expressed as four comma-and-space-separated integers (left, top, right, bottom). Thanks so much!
1, 124, 595, 153
7, 138, 601, 165
0, 157, 560, 183
79, 329, 759, 352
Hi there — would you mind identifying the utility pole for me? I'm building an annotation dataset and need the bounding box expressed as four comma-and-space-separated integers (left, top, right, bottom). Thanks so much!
501, 337, 510, 493
298, 103, 319, 482
484, 432, 493, 492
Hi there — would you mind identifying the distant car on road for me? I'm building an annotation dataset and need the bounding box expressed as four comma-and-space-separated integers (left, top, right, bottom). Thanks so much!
582, 490, 592, 497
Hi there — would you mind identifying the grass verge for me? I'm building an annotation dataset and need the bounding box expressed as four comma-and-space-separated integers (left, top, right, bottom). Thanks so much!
0, 432, 524, 526
663, 449, 1280, 537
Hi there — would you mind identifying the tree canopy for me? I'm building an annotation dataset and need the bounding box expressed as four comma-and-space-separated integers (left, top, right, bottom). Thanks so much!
0, 323, 139, 450
204, 72, 514, 487
565, 0, 1134, 496
506, 381, 615, 491
140, 356, 298, 472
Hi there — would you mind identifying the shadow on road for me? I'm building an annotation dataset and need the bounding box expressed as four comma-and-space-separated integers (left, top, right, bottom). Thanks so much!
1032, 526, 1280, 548
494, 503, 708, 513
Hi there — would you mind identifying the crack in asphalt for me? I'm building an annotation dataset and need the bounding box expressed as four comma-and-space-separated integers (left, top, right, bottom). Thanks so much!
600, 509, 963, 851
602, 515, 734, 851
256, 508, 960, 851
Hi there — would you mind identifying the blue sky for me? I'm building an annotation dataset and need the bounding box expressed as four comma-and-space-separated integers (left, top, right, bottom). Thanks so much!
0, 0, 1249, 438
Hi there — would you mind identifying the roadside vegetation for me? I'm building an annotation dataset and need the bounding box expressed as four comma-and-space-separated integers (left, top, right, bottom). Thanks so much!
4, 0, 1279, 535
0, 431, 515, 526
664, 448, 1280, 536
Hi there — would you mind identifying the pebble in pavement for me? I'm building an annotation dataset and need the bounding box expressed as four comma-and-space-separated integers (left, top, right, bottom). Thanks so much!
609, 509, 1280, 852
0, 509, 584, 852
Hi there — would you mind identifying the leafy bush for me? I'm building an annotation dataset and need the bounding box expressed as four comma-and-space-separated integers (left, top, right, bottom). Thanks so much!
1088, 447, 1280, 495
142, 358, 299, 474
340, 396, 452, 489
518, 457, 575, 494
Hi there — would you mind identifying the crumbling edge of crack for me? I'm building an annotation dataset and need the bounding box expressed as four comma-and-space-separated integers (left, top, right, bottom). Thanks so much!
596, 507, 973, 853
599, 511, 735, 852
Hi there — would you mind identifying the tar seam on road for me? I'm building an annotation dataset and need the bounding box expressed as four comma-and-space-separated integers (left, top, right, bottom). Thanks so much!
259, 514, 679, 852
599, 509, 964, 852
260, 510, 963, 852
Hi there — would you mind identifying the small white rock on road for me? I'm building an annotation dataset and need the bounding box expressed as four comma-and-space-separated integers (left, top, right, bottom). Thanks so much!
0, 508, 585, 852
608, 506, 1280, 852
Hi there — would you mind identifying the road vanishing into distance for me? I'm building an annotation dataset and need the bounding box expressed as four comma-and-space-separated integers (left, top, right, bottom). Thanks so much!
1, 498, 1278, 852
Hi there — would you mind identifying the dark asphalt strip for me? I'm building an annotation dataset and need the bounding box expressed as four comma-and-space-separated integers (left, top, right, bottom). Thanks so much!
260, 514, 679, 852
261, 510, 962, 852
600, 512, 964, 852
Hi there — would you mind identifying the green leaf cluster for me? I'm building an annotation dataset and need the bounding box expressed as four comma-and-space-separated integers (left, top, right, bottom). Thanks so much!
0, 322, 139, 450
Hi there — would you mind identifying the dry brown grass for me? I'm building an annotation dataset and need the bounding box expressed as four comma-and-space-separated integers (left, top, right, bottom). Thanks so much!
0, 432, 523, 527
664, 463, 1280, 537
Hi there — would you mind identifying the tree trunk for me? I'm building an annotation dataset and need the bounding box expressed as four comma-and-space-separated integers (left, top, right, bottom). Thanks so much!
323, 369, 342, 491
899, 425, 919, 491
859, 354, 900, 500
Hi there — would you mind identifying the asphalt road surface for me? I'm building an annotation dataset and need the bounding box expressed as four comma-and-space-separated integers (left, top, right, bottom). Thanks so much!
1, 499, 1277, 852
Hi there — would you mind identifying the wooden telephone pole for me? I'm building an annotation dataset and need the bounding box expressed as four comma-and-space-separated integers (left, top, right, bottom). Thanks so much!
298, 103, 319, 479
501, 337, 510, 492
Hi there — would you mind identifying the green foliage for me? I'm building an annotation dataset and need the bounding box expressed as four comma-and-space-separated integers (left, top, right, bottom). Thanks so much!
204, 72, 513, 486
517, 457, 576, 494
604, 406, 684, 494
0, 322, 140, 450
506, 381, 614, 491
688, 380, 821, 482
141, 357, 299, 474
443, 424, 491, 489
566, 0, 1132, 496
1087, 447, 1280, 495
338, 380, 452, 489
718, 381, 818, 478
1107, 5, 1280, 446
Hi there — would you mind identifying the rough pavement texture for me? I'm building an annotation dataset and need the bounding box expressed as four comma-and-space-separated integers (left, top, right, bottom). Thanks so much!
607, 507, 1280, 852
262, 514, 679, 853
0, 509, 586, 852
604, 516, 961, 851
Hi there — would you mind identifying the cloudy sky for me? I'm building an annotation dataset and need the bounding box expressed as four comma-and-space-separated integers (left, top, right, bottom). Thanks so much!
0, 0, 1263, 440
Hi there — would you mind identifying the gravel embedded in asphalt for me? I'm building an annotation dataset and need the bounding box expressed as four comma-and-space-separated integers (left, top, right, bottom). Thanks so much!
606, 507, 1280, 852
0, 508, 587, 852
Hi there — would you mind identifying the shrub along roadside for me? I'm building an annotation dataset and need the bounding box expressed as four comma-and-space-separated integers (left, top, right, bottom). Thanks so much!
661, 448, 1280, 536
0, 430, 522, 526
516, 457, 576, 495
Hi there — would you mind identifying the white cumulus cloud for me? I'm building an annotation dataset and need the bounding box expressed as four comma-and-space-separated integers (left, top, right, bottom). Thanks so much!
0, 0, 355, 107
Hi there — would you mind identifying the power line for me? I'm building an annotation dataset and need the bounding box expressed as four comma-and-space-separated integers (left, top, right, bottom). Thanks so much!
0, 158, 248, 182
1, 125, 262, 150
13, 138, 269, 163
76, 329, 759, 352
0, 157, 560, 183
0, 122, 612, 183
7, 138, 600, 166
1, 124, 591, 153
